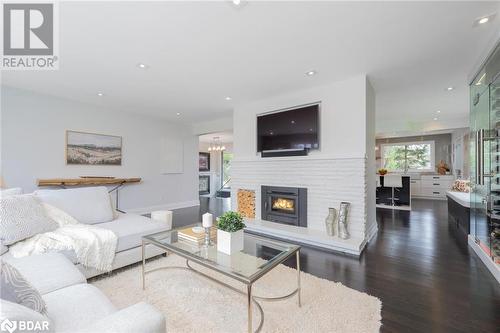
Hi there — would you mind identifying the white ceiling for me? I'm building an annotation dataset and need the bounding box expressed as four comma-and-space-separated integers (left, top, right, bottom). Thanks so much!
2, 1, 500, 133
199, 131, 233, 143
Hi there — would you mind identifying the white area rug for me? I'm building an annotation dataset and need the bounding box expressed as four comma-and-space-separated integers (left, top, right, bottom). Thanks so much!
92, 255, 382, 333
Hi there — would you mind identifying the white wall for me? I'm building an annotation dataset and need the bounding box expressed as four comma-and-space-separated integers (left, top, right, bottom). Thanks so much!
234, 75, 368, 159
365, 78, 377, 241
1, 87, 199, 213
192, 116, 233, 135
231, 75, 375, 252
451, 127, 470, 178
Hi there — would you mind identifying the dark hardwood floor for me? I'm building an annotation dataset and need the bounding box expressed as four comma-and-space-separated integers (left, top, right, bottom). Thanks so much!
171, 197, 500, 333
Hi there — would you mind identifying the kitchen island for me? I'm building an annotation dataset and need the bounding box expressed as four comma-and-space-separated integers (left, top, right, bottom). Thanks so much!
376, 175, 411, 211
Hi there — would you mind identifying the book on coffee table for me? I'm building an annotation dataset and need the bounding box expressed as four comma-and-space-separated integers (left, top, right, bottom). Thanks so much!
178, 226, 217, 245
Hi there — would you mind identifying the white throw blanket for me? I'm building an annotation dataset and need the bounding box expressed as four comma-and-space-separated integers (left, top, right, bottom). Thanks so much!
9, 203, 118, 272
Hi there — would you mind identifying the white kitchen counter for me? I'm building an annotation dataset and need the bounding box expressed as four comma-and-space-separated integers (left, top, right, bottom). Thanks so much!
446, 190, 471, 208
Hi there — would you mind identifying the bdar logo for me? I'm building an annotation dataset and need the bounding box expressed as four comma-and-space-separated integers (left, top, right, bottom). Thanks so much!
3, 3, 54, 56
0, 319, 17, 333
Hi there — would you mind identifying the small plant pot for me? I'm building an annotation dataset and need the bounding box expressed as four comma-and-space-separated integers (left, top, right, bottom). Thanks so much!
217, 229, 244, 255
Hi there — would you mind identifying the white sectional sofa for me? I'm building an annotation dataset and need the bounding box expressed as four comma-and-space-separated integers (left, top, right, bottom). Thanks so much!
2, 186, 170, 278
1, 186, 172, 332
2, 253, 165, 333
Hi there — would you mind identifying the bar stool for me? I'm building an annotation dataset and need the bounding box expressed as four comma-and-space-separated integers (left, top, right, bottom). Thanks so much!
383, 174, 402, 206
376, 176, 382, 202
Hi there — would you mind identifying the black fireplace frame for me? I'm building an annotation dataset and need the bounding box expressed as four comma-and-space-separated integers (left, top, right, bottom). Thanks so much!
261, 185, 307, 228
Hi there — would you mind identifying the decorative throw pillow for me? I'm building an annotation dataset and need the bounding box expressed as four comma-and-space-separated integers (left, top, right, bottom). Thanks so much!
0, 261, 47, 315
451, 179, 470, 193
0, 195, 58, 245
34, 187, 114, 224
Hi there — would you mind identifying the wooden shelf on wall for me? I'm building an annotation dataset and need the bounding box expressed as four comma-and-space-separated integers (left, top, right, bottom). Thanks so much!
37, 177, 141, 187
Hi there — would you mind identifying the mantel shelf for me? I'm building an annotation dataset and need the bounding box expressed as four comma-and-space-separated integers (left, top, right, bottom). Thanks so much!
37, 177, 141, 187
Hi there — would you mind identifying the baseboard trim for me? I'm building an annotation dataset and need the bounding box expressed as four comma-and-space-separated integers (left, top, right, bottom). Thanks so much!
124, 199, 200, 215
244, 218, 364, 256
468, 235, 500, 284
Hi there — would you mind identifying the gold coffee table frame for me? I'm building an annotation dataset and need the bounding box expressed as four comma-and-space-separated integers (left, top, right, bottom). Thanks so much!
142, 229, 301, 333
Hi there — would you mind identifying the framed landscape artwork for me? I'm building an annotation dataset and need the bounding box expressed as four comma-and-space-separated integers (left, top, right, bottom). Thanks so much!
66, 130, 122, 165
199, 152, 210, 171
199, 175, 210, 195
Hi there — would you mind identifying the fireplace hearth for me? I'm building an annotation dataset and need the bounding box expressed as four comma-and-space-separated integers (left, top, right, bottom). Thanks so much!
261, 185, 307, 227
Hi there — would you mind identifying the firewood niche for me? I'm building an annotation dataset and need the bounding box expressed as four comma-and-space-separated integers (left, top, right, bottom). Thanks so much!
237, 189, 256, 218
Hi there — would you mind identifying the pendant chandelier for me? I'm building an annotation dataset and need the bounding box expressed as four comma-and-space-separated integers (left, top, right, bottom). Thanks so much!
208, 137, 226, 152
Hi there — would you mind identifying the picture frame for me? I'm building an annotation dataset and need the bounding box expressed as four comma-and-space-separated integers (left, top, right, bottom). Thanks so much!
199, 175, 210, 195
66, 130, 122, 165
199, 152, 210, 171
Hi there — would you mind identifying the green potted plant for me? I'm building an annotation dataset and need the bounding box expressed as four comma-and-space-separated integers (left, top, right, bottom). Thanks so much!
216, 211, 245, 255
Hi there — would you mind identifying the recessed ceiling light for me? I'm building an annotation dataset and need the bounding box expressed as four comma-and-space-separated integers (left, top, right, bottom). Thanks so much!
306, 70, 317, 76
437, 110, 441, 114
225, 96, 232, 101
232, 0, 241, 5
447, 86, 454, 91
291, 120, 295, 124
176, 112, 181, 116
137, 63, 148, 69
97, 92, 104, 97
474, 13, 496, 27
433, 117, 438, 121
479, 17, 489, 24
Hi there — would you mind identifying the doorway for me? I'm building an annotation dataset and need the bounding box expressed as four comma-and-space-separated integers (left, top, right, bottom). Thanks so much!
198, 131, 233, 201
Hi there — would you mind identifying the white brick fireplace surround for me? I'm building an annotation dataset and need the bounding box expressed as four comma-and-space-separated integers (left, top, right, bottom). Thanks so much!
231, 75, 377, 256
231, 156, 372, 255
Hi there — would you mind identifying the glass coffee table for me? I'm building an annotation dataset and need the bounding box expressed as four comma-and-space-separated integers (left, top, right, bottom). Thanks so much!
142, 223, 301, 333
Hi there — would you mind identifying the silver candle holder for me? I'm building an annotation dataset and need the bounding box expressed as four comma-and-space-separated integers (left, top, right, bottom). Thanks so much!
204, 227, 212, 246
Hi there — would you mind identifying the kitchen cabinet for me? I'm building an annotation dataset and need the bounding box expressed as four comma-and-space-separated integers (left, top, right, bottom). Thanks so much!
416, 175, 454, 200
410, 179, 421, 196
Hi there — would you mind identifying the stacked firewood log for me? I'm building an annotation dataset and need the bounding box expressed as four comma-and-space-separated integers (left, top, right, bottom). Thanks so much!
237, 190, 255, 218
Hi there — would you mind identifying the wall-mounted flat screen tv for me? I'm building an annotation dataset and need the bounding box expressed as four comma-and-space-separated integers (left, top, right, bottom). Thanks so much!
257, 104, 320, 152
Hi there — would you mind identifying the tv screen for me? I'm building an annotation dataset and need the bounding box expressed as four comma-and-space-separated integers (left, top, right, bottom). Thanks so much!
257, 104, 319, 152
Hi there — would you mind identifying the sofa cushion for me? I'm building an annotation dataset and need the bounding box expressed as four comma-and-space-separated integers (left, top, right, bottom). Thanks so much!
98, 213, 170, 252
0, 261, 47, 315
43, 284, 116, 333
0, 300, 52, 333
34, 187, 114, 224
4, 253, 86, 295
81, 302, 166, 333
0, 195, 58, 245
41, 203, 79, 227
0, 187, 22, 197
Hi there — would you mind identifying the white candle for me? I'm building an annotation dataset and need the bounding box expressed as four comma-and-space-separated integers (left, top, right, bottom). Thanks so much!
202, 212, 213, 228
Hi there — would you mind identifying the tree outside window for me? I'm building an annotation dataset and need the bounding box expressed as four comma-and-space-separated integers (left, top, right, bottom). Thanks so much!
382, 141, 434, 172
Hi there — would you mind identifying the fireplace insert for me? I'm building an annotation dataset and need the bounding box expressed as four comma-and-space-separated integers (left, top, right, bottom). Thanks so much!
261, 185, 307, 227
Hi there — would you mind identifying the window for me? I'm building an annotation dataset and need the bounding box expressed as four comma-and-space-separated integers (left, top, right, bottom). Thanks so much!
381, 141, 434, 172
